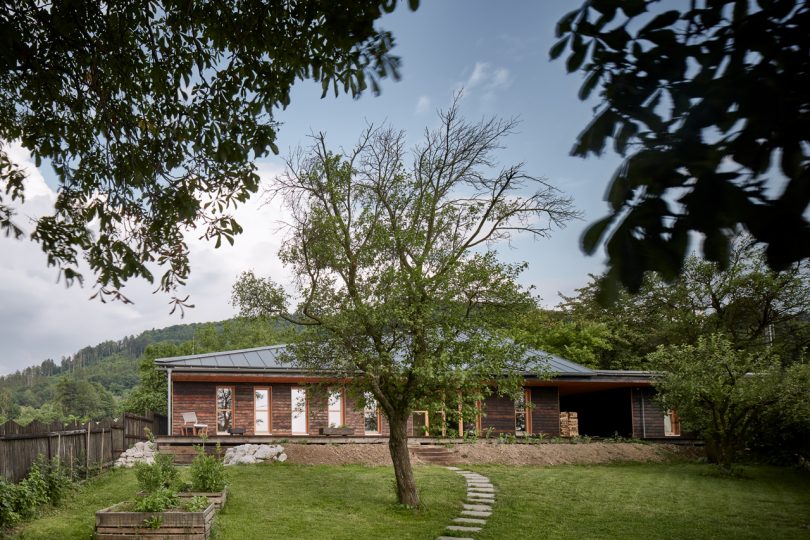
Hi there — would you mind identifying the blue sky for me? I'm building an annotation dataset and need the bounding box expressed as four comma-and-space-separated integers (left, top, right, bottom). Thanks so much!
0, 1, 625, 374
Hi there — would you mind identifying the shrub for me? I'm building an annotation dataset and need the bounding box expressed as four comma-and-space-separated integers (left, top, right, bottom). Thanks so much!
18, 461, 49, 513
135, 453, 178, 493
134, 488, 178, 512
0, 479, 21, 529
190, 444, 226, 492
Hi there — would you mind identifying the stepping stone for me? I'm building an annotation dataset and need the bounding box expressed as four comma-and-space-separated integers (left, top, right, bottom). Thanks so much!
467, 482, 494, 487
461, 510, 492, 518
469, 486, 495, 492
447, 525, 482, 532
468, 493, 495, 500
454, 517, 487, 525
446, 466, 462, 471
463, 503, 492, 511
437, 537, 474, 540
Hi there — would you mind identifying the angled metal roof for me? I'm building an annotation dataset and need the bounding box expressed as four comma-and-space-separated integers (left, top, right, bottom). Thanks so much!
528, 349, 594, 375
155, 345, 290, 370
155, 343, 597, 375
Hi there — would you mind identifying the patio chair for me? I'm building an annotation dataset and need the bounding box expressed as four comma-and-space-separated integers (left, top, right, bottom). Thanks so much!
181, 412, 208, 436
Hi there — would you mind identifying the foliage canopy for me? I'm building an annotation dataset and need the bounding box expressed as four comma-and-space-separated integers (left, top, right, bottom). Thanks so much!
0, 0, 413, 307
553, 0, 810, 297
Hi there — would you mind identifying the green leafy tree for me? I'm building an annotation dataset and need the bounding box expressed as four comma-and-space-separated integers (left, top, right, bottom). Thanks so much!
649, 334, 796, 470
511, 308, 615, 369
556, 235, 810, 368
553, 0, 810, 296
232, 99, 578, 505
124, 342, 194, 416
0, 0, 415, 307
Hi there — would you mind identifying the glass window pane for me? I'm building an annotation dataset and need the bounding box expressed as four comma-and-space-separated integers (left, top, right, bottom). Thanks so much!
291, 388, 307, 434
328, 394, 342, 427
515, 412, 526, 433
255, 410, 269, 432
217, 387, 232, 409
217, 411, 232, 433
255, 389, 268, 408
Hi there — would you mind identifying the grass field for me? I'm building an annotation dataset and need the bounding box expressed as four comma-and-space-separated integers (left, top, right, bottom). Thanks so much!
8, 462, 810, 539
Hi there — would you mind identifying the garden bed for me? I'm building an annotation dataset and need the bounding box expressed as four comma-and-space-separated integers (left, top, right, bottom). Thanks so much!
95, 500, 215, 539
178, 487, 228, 510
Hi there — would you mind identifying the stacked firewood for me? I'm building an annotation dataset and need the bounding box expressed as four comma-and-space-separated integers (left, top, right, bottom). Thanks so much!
559, 412, 579, 437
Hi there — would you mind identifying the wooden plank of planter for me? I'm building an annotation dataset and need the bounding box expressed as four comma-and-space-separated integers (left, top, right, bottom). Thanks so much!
178, 488, 228, 510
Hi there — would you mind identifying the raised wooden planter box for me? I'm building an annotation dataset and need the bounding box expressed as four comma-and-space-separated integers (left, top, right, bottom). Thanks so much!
319, 427, 354, 436
95, 501, 215, 540
178, 487, 228, 510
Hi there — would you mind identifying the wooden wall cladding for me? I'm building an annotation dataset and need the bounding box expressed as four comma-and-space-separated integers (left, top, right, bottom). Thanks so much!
631, 387, 666, 439
531, 387, 561, 436
481, 395, 516, 434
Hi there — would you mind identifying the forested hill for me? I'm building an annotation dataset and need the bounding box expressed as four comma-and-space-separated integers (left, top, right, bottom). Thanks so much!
0, 318, 288, 424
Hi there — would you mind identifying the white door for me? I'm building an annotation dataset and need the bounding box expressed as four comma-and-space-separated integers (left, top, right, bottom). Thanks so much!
291, 388, 307, 434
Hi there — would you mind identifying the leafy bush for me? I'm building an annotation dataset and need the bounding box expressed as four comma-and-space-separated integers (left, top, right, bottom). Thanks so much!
0, 479, 21, 529
18, 461, 49, 515
0, 455, 78, 530
135, 453, 178, 493
190, 444, 226, 492
134, 488, 178, 512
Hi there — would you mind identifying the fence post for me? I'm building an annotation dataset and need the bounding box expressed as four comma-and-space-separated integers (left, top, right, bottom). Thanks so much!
86, 420, 91, 478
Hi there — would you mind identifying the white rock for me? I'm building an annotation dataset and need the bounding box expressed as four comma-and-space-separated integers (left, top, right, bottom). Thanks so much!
277, 453, 287, 463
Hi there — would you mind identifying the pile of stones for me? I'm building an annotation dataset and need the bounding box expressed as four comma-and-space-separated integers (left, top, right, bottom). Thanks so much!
114, 441, 157, 468
223, 444, 287, 466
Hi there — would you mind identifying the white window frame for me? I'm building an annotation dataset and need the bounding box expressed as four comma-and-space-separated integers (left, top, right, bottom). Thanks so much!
363, 392, 381, 435
291, 387, 308, 435
328, 390, 344, 428
216, 386, 234, 435
254, 387, 271, 434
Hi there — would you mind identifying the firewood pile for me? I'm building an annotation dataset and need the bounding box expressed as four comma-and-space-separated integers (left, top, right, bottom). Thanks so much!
559, 412, 579, 437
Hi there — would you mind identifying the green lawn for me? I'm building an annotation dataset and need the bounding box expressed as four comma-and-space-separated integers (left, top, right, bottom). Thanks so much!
8, 462, 810, 539
473, 463, 810, 540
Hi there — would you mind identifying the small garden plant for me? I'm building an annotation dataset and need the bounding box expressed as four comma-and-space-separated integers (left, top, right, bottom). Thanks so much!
190, 443, 227, 492
133, 452, 181, 512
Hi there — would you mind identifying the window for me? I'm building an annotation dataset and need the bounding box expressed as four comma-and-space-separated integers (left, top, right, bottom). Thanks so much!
363, 392, 380, 435
216, 386, 234, 435
254, 387, 271, 434
664, 409, 681, 437
515, 390, 530, 435
291, 387, 307, 434
328, 390, 344, 428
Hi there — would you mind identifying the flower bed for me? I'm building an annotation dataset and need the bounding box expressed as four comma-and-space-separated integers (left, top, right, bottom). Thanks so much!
178, 487, 228, 510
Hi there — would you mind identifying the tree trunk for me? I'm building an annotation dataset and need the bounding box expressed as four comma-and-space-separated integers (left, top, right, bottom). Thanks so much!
388, 412, 420, 507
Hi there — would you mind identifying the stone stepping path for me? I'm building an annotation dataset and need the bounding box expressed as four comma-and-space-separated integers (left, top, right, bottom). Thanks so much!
438, 466, 495, 539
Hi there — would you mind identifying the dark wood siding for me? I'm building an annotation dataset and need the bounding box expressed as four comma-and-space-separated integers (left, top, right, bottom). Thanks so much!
631, 387, 666, 439
481, 395, 516, 434
531, 387, 560, 436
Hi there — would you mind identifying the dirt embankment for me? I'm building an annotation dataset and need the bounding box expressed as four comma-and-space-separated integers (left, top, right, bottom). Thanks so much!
283, 441, 701, 466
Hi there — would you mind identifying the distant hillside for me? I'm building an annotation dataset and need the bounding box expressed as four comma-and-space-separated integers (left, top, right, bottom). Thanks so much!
0, 318, 289, 423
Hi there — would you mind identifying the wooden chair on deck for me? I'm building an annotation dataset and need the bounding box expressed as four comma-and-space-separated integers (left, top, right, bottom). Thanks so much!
181, 412, 208, 436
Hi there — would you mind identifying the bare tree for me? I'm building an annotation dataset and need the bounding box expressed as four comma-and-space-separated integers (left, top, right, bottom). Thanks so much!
232, 97, 579, 506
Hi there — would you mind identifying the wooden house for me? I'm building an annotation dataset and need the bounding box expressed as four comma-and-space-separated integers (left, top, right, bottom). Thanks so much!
155, 345, 681, 440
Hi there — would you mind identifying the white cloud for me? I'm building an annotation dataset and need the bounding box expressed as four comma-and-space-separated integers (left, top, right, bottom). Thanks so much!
0, 144, 293, 376
415, 95, 432, 114
463, 62, 512, 97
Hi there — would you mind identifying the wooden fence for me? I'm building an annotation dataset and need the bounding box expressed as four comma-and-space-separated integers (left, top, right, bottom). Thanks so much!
0, 411, 166, 483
